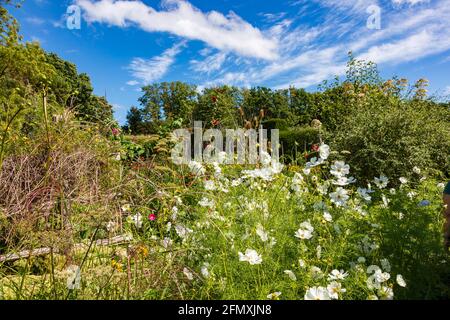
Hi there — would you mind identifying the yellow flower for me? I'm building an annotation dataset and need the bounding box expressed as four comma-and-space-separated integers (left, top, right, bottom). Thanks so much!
111, 259, 123, 272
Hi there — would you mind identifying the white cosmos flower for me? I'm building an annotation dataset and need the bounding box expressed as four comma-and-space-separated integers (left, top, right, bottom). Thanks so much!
379, 286, 394, 300
332, 176, 356, 186
204, 180, 216, 191
121, 204, 131, 212
231, 179, 242, 187
284, 270, 297, 281
330, 161, 350, 178
311, 266, 324, 279
396, 274, 406, 287
267, 292, 282, 300
357, 188, 373, 202
306, 157, 324, 168
188, 161, 206, 176
175, 224, 193, 239
199, 197, 215, 208
317, 183, 329, 195
367, 269, 391, 289
131, 213, 143, 229
381, 195, 390, 208
295, 221, 314, 240
304, 286, 331, 300
66, 265, 81, 290
238, 249, 262, 265
183, 267, 194, 281
293, 172, 304, 184
413, 166, 421, 174
407, 191, 417, 199
106, 221, 116, 233
328, 269, 349, 281
256, 224, 269, 242
201, 263, 210, 278
323, 211, 333, 222
319, 144, 330, 160
299, 259, 306, 268
399, 177, 408, 184
374, 175, 389, 189
171, 206, 178, 220
260, 151, 272, 167
327, 281, 346, 300
161, 237, 173, 249
330, 187, 349, 207
174, 196, 183, 205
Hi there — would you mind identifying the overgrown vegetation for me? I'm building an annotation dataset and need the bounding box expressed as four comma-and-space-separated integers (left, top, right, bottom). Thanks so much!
0, 1, 449, 300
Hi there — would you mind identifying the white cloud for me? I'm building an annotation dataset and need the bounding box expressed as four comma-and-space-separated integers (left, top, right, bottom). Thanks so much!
128, 41, 186, 85
198, 0, 450, 89
190, 52, 227, 74
443, 86, 450, 96
25, 17, 46, 25
392, 0, 429, 5
359, 29, 450, 65
76, 0, 278, 60
126, 80, 140, 86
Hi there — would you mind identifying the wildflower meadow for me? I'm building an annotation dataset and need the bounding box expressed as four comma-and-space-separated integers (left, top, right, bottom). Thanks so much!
1, 0, 449, 303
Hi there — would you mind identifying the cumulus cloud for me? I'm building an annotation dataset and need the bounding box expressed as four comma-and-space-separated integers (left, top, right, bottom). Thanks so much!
76, 0, 278, 60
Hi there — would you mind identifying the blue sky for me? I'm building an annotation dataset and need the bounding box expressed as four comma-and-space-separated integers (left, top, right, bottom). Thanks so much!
11, 0, 450, 124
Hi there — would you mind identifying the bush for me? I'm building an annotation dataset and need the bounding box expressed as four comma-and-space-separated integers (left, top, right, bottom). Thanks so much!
279, 127, 321, 162
262, 118, 289, 130
329, 99, 450, 184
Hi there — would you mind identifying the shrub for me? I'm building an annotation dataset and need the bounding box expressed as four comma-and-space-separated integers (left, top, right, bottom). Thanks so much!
262, 118, 289, 130
329, 99, 450, 184
279, 127, 321, 162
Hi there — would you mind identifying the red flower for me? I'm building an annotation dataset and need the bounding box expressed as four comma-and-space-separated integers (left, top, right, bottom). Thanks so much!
111, 128, 120, 136
148, 214, 156, 221
211, 119, 220, 127
311, 144, 320, 152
